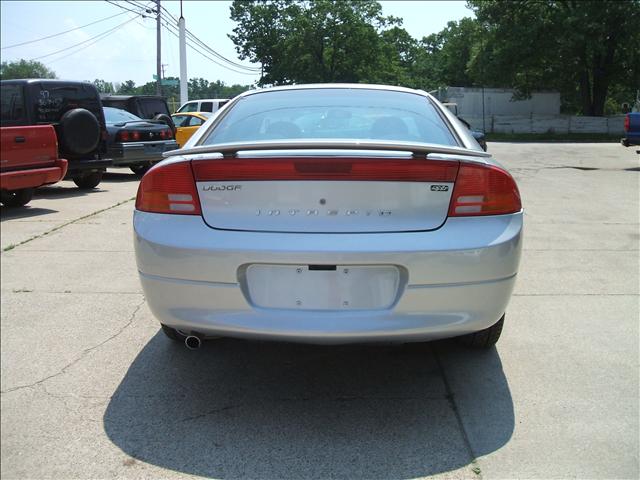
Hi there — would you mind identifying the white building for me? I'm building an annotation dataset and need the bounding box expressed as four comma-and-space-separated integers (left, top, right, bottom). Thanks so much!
442, 86, 561, 116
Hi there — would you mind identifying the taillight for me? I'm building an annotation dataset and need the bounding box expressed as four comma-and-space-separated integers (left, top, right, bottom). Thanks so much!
131, 131, 141, 141
135, 162, 201, 215
448, 162, 521, 216
117, 130, 130, 142
624, 115, 630, 132
192, 157, 459, 182
160, 128, 173, 139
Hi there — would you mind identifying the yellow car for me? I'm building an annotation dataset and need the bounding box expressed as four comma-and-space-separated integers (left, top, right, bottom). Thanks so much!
171, 112, 213, 147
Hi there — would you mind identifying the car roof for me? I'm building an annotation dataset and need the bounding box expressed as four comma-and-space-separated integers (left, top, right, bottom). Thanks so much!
101, 95, 166, 100
182, 98, 229, 103
0, 79, 95, 87
172, 112, 212, 118
236, 83, 431, 99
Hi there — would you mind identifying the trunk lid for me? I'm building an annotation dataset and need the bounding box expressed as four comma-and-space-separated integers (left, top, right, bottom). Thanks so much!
193, 150, 460, 233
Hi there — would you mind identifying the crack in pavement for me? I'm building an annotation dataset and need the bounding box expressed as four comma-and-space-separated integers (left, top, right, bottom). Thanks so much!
2, 197, 135, 252
433, 343, 483, 479
0, 297, 145, 395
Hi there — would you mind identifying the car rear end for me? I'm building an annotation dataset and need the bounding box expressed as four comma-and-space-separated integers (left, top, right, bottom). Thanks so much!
622, 112, 640, 147
134, 85, 523, 345
106, 121, 178, 167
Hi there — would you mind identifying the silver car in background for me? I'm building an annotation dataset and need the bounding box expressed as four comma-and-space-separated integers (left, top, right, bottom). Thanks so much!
134, 84, 522, 349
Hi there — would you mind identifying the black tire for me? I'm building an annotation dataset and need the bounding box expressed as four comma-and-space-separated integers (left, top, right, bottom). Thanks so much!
161, 324, 186, 342
1, 188, 34, 207
59, 108, 101, 156
457, 314, 505, 348
73, 171, 103, 189
153, 113, 176, 135
130, 165, 151, 176
621, 138, 630, 147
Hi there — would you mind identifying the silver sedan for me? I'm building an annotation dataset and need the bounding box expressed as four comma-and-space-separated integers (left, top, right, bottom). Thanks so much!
134, 84, 522, 349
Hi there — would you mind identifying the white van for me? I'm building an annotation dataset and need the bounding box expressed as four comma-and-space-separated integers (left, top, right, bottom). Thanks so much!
176, 99, 229, 114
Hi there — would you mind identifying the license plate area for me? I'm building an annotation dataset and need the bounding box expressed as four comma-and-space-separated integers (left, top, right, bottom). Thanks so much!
245, 264, 401, 311
144, 143, 164, 154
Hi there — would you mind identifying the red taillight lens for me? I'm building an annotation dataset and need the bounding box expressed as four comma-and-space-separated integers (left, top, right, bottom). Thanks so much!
163, 128, 173, 139
131, 131, 141, 141
624, 115, 630, 132
135, 162, 201, 215
192, 157, 459, 182
117, 130, 130, 142
448, 162, 521, 216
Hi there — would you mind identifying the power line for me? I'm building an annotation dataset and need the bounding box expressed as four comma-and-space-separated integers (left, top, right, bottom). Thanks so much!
124, 0, 154, 13
185, 28, 261, 71
159, 3, 260, 72
161, 21, 259, 76
44, 16, 139, 64
32, 16, 138, 61
1, 11, 128, 49
104, 0, 150, 18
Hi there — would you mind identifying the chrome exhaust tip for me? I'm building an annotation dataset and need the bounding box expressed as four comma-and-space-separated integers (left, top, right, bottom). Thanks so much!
185, 335, 202, 350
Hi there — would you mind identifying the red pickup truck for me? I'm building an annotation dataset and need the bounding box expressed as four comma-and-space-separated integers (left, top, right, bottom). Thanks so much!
1, 125, 67, 207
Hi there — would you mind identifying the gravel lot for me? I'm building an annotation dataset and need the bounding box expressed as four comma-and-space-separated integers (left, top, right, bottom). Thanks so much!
1, 143, 638, 479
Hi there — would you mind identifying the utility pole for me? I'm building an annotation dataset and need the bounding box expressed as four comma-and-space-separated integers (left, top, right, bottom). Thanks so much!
155, 0, 162, 96
179, 0, 188, 105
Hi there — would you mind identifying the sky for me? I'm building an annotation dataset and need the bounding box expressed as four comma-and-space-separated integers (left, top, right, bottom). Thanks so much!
0, 1, 473, 88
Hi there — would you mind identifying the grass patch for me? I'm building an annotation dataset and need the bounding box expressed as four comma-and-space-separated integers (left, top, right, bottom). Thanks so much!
486, 132, 621, 143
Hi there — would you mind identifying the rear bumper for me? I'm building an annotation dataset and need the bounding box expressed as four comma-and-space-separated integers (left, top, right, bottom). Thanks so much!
65, 158, 112, 176
134, 211, 523, 344
0, 159, 68, 191
108, 141, 179, 166
622, 133, 640, 146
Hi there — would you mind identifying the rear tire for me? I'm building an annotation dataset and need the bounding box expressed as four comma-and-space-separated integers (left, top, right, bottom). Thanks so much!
1, 188, 34, 207
73, 171, 103, 189
130, 164, 151, 176
457, 314, 505, 348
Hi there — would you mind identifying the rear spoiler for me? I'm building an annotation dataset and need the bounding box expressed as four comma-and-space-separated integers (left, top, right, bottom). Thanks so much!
163, 139, 491, 159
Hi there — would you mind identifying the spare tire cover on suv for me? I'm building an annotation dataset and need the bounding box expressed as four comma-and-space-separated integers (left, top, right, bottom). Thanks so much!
59, 108, 101, 156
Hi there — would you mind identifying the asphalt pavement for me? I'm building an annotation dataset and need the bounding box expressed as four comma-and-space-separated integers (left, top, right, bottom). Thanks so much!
1, 144, 638, 479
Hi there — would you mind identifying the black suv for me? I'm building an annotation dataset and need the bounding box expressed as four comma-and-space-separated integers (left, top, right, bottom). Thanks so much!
100, 95, 175, 133
0, 79, 111, 189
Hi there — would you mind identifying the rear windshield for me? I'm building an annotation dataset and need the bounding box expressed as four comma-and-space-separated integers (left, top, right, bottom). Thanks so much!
202, 88, 457, 146
103, 107, 141, 123
0, 84, 26, 125
137, 99, 169, 118
31, 83, 102, 124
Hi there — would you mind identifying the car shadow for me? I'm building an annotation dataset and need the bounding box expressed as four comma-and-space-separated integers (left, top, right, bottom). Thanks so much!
104, 334, 514, 478
0, 205, 59, 221
32, 185, 107, 200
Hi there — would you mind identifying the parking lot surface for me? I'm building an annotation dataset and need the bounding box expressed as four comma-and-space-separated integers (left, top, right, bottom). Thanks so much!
1, 144, 638, 479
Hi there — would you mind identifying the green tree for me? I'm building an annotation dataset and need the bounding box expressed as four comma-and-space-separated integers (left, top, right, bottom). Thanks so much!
92, 79, 115, 94
417, 18, 480, 89
0, 59, 56, 80
229, 0, 399, 85
467, 0, 640, 116
117, 80, 137, 94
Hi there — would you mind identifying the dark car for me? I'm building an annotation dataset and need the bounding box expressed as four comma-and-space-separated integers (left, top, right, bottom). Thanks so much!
101, 95, 175, 133
1, 79, 111, 189
103, 107, 178, 175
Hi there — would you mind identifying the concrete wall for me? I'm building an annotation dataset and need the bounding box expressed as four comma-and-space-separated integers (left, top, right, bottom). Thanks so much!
461, 114, 625, 135
445, 87, 561, 116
